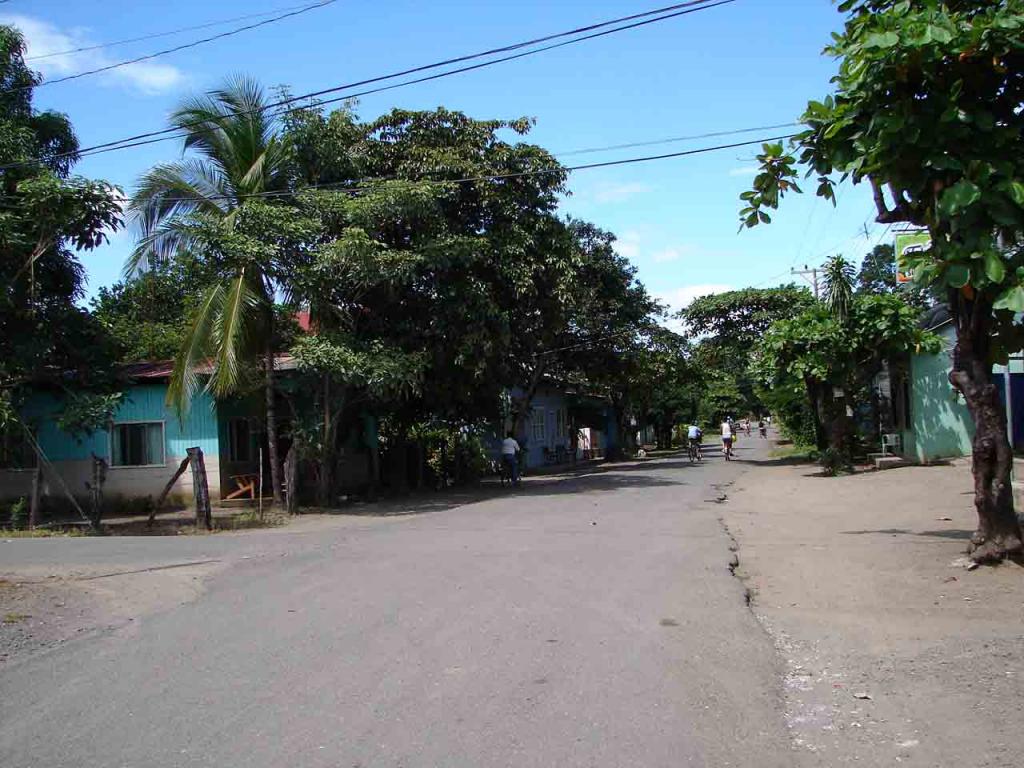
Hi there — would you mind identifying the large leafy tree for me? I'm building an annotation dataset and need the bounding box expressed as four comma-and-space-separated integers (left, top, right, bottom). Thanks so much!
740, 0, 1024, 562
681, 286, 814, 424
0, 26, 122, 424
91, 257, 203, 362
128, 77, 291, 504
756, 273, 939, 473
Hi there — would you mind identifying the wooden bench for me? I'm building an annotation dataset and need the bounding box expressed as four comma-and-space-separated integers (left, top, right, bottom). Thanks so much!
225, 473, 259, 500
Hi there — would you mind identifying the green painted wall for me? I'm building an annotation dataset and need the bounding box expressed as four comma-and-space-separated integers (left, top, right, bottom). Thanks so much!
902, 324, 974, 462
23, 384, 220, 462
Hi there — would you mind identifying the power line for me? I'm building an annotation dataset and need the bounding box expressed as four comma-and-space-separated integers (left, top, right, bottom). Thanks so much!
82, 0, 728, 155
553, 121, 798, 157
25, 3, 321, 61
7, 0, 340, 92
0, 0, 732, 171
145, 133, 798, 205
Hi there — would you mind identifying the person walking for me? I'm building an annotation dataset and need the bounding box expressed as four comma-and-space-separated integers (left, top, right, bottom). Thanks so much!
758, 418, 767, 439
501, 431, 522, 486
721, 419, 734, 460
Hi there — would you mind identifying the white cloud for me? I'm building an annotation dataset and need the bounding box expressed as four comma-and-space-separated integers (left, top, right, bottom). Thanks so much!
591, 181, 652, 204
729, 165, 760, 177
3, 15, 186, 95
652, 246, 691, 264
616, 230, 641, 260
656, 283, 734, 316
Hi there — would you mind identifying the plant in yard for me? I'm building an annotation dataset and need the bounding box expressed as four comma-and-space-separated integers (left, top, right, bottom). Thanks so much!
128, 77, 291, 504
739, 0, 1024, 561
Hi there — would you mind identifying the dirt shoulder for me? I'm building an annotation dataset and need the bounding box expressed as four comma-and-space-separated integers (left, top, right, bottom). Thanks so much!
723, 455, 1024, 768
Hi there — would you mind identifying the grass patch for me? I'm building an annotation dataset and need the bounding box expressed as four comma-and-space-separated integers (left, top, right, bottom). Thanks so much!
2, 612, 30, 624
0, 527, 87, 538
769, 444, 816, 462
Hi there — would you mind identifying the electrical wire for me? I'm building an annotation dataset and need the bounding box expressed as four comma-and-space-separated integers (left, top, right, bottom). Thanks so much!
142, 133, 797, 205
25, 3, 322, 61
6, 0, 340, 92
553, 121, 798, 157
0, 0, 732, 171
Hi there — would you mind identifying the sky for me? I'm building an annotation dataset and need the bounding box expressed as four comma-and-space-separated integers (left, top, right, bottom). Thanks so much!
2, 0, 886, 318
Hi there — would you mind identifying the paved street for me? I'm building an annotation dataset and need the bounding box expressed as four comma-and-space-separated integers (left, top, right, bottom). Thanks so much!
0, 439, 793, 768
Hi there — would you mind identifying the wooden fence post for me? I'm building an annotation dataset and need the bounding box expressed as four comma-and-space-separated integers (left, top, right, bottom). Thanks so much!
188, 447, 212, 530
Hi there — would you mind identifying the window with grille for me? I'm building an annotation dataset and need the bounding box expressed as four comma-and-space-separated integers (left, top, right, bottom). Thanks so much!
531, 409, 545, 441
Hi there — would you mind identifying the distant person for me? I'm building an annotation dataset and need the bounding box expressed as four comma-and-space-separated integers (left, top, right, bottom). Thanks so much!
501, 432, 521, 485
721, 419, 734, 460
744, 418, 752, 437
758, 418, 767, 439
687, 423, 703, 461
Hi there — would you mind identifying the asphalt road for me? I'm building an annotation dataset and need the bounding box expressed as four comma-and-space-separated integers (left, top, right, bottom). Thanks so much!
1, 439, 793, 768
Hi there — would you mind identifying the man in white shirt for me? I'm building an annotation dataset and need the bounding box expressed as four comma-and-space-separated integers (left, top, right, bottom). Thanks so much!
721, 419, 734, 460
501, 432, 521, 485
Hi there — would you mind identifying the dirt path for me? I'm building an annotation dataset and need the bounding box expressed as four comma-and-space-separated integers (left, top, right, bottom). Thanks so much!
723, 453, 1024, 767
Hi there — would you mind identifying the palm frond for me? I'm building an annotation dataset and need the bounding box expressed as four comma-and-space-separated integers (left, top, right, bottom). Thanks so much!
167, 283, 225, 417
210, 271, 263, 397
127, 160, 231, 267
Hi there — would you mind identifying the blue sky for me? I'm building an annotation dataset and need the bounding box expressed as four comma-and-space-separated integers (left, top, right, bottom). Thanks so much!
3, 0, 884, 316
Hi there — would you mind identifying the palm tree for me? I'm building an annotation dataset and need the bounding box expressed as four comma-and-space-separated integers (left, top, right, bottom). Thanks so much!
127, 76, 290, 504
822, 255, 856, 321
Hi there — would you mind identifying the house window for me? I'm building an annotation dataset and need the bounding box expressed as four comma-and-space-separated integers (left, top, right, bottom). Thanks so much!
531, 409, 546, 442
111, 422, 165, 467
0, 427, 35, 469
227, 418, 252, 462
555, 408, 568, 440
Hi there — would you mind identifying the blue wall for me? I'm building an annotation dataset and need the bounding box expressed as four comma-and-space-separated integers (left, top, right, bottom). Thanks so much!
23, 384, 220, 462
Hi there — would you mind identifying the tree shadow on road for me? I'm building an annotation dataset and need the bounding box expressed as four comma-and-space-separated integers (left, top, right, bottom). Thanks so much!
334, 456, 694, 517
840, 527, 974, 540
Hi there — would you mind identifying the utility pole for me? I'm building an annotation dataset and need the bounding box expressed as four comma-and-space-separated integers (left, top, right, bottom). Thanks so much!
791, 265, 820, 299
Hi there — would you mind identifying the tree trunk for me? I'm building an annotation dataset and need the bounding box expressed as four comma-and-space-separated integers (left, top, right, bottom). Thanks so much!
284, 445, 299, 515
28, 465, 41, 529
189, 447, 212, 530
949, 306, 1023, 563
365, 414, 380, 500
805, 377, 828, 451
87, 454, 106, 532
264, 340, 283, 505
415, 440, 425, 490
316, 374, 333, 507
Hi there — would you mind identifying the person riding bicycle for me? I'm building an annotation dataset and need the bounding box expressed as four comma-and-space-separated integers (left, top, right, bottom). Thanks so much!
721, 418, 734, 460
687, 423, 703, 460
500, 431, 521, 486
758, 418, 768, 439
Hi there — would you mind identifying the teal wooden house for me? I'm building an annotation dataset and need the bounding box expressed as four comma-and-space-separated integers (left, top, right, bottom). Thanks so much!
0, 361, 272, 505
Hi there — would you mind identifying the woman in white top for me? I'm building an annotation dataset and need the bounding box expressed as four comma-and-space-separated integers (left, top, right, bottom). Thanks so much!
721, 420, 734, 460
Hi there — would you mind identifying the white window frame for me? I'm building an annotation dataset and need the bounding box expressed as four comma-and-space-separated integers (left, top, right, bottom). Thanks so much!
531, 409, 546, 442
109, 420, 166, 469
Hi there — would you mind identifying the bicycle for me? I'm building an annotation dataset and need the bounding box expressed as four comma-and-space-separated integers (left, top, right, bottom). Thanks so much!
687, 439, 703, 463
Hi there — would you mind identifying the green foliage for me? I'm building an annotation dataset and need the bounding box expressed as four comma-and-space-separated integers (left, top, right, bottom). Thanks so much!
741, 0, 1024, 364
682, 286, 815, 420
6, 497, 26, 529
1, 25, 123, 400
91, 258, 203, 361
754, 290, 940, 466
822, 256, 855, 321
56, 392, 124, 440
